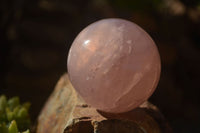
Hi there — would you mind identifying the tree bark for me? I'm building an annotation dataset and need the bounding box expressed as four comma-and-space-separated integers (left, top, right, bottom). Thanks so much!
37, 74, 172, 133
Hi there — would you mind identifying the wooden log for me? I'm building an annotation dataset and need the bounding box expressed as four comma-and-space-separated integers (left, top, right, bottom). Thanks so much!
36, 74, 172, 133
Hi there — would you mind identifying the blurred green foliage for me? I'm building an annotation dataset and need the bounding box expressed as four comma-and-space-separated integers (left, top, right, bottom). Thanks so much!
0, 95, 31, 133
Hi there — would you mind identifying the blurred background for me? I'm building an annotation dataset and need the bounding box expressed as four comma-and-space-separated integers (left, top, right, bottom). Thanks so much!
0, 0, 200, 132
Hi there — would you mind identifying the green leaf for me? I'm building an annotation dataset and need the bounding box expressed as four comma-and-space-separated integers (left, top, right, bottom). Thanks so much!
16, 119, 31, 131
13, 106, 20, 118
17, 107, 28, 119
0, 95, 7, 112
6, 108, 14, 122
8, 120, 18, 133
22, 103, 31, 111
7, 97, 20, 111
0, 123, 8, 133
0, 95, 31, 132
22, 129, 30, 133
0, 112, 7, 123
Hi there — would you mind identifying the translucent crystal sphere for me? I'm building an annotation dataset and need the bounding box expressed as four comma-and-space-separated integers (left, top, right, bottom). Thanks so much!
67, 18, 161, 113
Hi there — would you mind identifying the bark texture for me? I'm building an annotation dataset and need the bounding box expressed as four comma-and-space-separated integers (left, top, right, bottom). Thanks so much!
37, 74, 172, 133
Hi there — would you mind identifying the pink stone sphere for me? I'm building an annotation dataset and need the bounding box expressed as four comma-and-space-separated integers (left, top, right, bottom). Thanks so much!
67, 18, 161, 113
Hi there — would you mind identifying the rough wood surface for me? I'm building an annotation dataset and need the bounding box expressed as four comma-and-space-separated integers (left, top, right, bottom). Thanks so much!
36, 74, 172, 133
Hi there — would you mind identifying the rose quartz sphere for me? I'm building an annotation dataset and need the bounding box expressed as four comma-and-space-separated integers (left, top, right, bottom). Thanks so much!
67, 18, 161, 113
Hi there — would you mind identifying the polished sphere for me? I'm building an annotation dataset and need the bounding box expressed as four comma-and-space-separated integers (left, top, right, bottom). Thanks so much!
67, 18, 161, 113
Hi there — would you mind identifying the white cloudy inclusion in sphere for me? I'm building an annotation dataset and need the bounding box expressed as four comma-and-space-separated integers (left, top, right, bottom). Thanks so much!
67, 18, 161, 113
